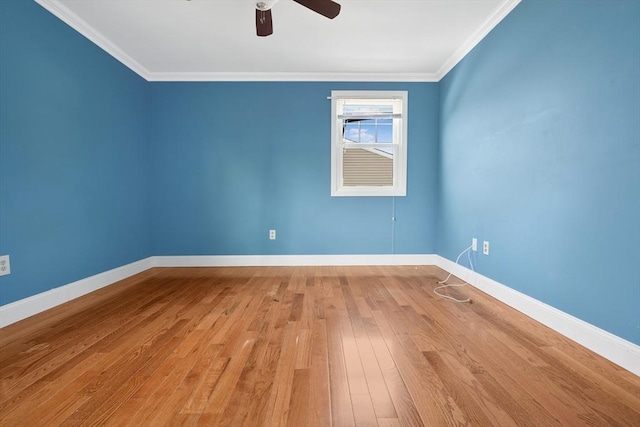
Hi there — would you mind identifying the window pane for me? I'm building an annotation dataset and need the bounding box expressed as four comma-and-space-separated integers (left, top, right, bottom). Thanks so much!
376, 119, 393, 143
343, 122, 361, 142
359, 123, 377, 143
341, 118, 394, 144
342, 146, 394, 187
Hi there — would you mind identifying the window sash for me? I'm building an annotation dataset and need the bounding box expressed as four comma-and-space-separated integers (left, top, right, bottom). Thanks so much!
337, 114, 402, 120
341, 143, 396, 149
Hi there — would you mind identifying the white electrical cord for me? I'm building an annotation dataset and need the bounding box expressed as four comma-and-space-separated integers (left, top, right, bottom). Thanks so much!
434, 245, 474, 303
391, 197, 396, 254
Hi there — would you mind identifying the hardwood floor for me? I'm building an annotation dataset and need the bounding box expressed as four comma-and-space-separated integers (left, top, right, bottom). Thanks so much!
1, 266, 638, 426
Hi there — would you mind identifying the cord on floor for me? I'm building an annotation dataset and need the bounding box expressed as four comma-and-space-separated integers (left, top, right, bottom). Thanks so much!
435, 245, 474, 303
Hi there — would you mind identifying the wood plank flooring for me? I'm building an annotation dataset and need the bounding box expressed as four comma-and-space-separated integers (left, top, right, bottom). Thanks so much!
1, 266, 639, 426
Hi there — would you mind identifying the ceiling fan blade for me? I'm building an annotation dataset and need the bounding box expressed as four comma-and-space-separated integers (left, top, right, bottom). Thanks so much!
256, 8, 273, 37
292, 0, 341, 19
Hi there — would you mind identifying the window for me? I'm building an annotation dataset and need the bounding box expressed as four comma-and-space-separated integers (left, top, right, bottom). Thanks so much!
331, 90, 408, 197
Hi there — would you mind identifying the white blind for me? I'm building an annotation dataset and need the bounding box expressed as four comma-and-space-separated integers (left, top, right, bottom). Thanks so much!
343, 148, 393, 186
336, 98, 403, 119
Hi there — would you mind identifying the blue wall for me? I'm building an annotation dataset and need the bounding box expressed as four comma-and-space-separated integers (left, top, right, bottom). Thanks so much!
439, 0, 640, 344
0, 0, 151, 305
149, 82, 439, 255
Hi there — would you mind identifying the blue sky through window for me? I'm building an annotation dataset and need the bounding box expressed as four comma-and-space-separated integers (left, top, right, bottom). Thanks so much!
343, 119, 393, 144
342, 104, 394, 154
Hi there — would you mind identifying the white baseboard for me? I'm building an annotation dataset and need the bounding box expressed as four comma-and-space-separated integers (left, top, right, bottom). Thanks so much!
151, 254, 438, 267
0, 257, 153, 328
1, 253, 637, 376
434, 255, 640, 376
0, 254, 432, 328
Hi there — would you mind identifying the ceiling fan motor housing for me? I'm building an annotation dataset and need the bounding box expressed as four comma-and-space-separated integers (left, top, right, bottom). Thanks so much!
256, 0, 340, 37
256, 0, 279, 11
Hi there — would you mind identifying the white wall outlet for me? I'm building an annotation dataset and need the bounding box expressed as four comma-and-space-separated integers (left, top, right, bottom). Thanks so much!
472, 238, 478, 252
483, 241, 490, 255
269, 230, 276, 240
0, 255, 10, 276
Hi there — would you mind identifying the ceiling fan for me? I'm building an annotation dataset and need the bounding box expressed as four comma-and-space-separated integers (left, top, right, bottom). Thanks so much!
255, 0, 341, 37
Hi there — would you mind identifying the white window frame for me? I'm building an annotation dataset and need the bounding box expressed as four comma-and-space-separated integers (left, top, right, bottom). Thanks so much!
330, 90, 408, 197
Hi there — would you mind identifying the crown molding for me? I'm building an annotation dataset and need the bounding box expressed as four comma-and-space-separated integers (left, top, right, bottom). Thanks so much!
435, 0, 521, 80
34, 0, 152, 80
145, 71, 439, 83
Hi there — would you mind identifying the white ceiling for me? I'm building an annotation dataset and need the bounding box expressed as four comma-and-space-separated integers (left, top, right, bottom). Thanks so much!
35, 0, 520, 82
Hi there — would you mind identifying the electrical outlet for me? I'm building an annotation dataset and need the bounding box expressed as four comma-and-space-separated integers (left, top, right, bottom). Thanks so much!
483, 241, 489, 255
0, 255, 10, 276
472, 238, 478, 252
269, 230, 276, 240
